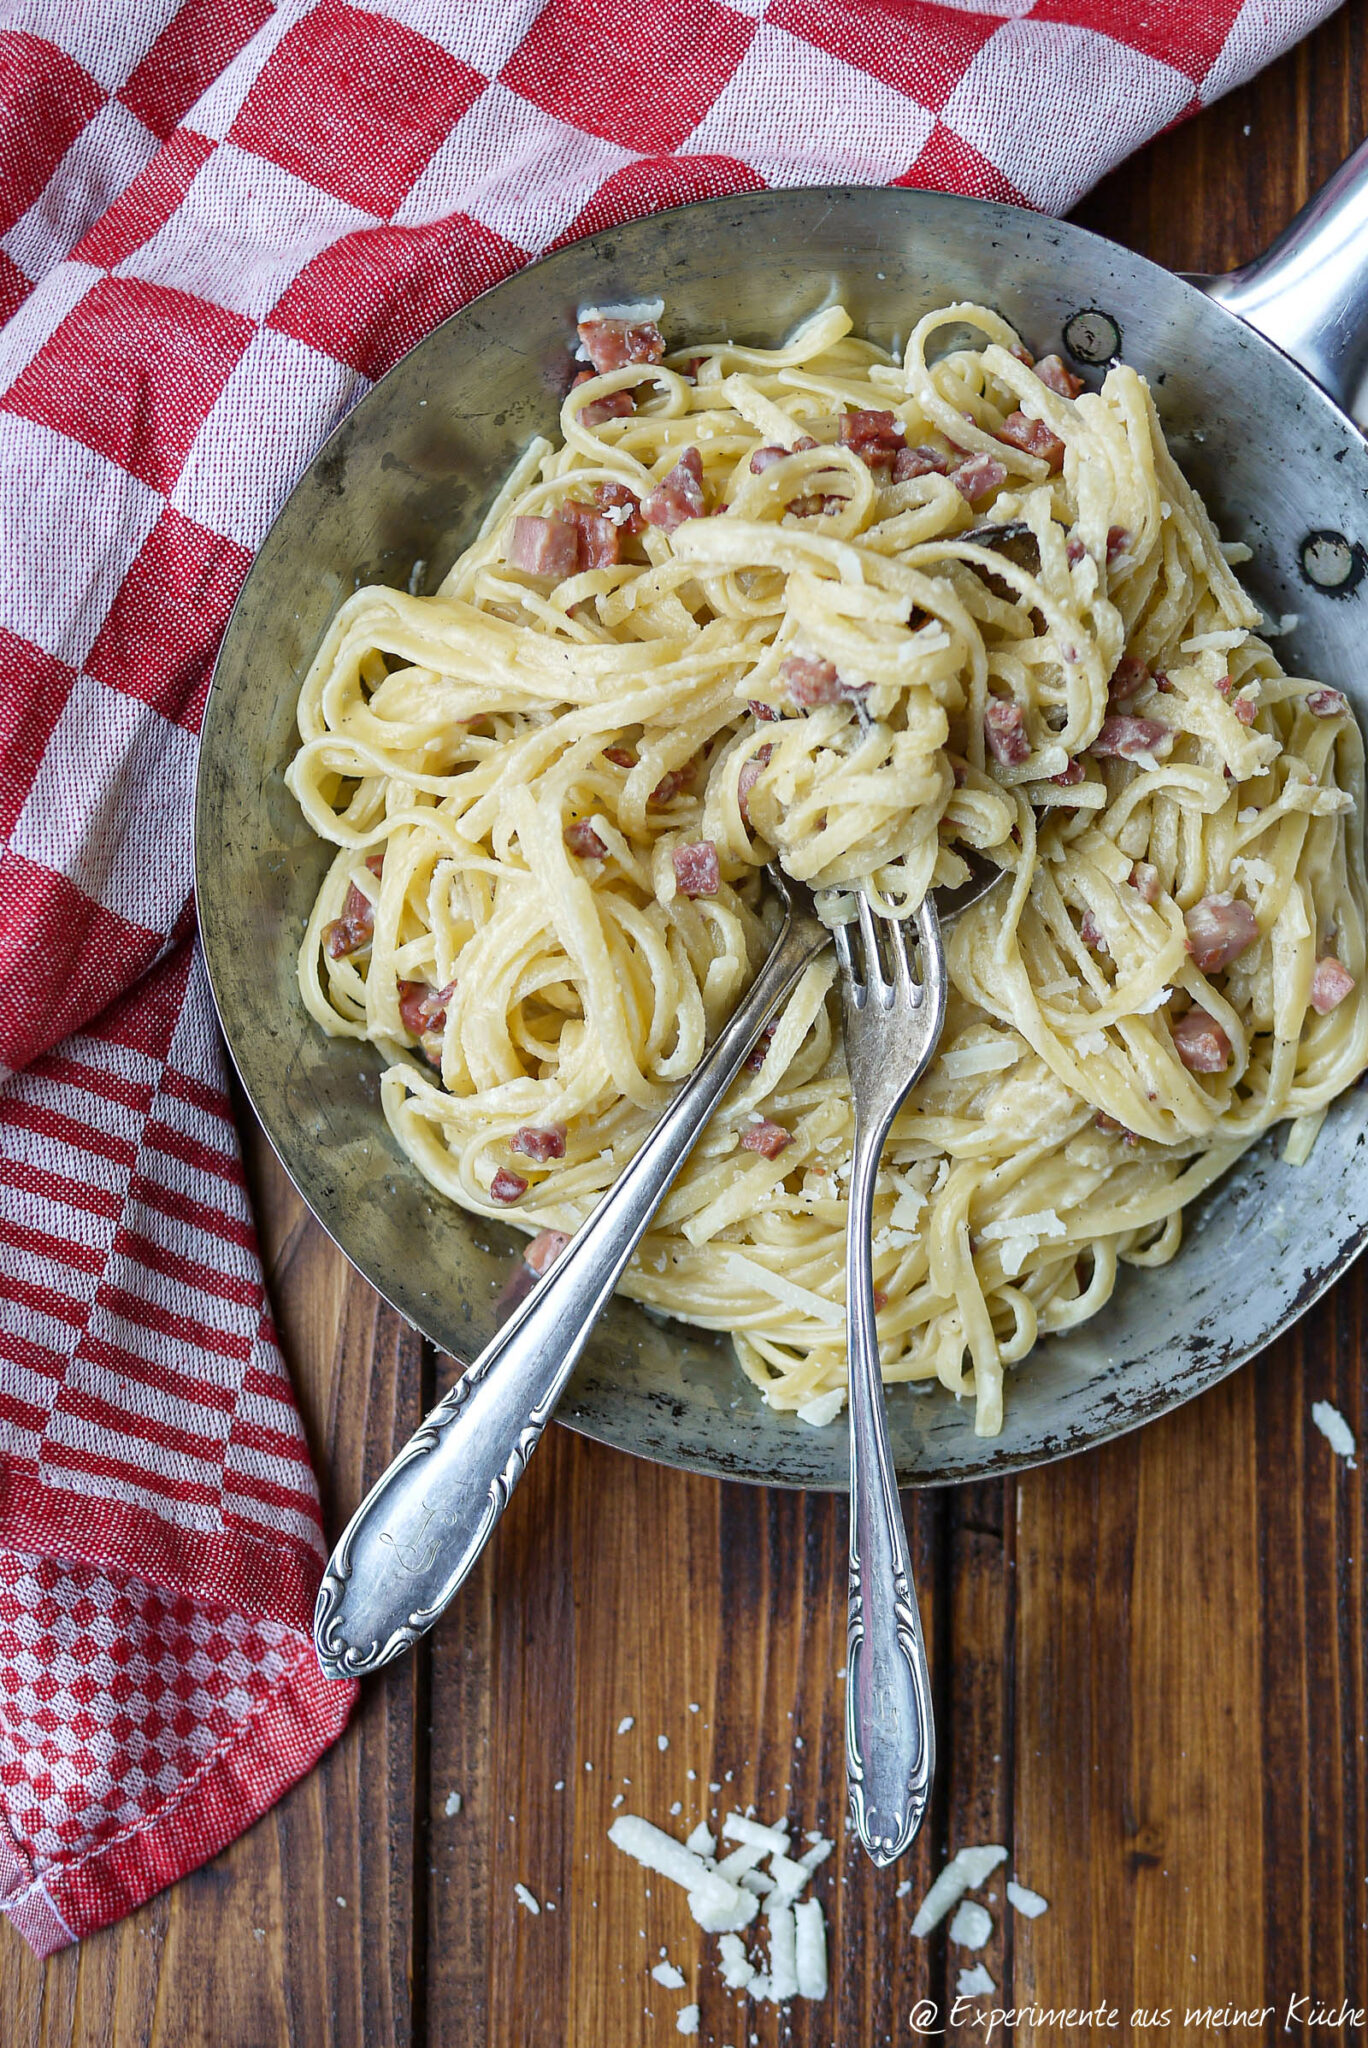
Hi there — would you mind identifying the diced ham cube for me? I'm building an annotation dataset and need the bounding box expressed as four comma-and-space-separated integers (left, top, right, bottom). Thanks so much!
1079, 909, 1107, 951
490, 1167, 529, 1203
1172, 1007, 1232, 1073
1066, 535, 1086, 565
560, 499, 621, 568
1185, 893, 1260, 971
1108, 656, 1149, 704
782, 654, 841, 708
672, 841, 720, 897
749, 698, 781, 722
1052, 758, 1085, 786
572, 371, 635, 427
1234, 692, 1257, 725
603, 744, 636, 767
592, 480, 645, 533
642, 446, 705, 530
997, 410, 1065, 471
565, 820, 608, 858
984, 697, 1030, 766
576, 317, 665, 372
1307, 687, 1348, 717
1311, 955, 1356, 1014
750, 436, 817, 473
893, 444, 951, 481
741, 1118, 792, 1158
1106, 525, 1131, 563
1129, 861, 1160, 903
507, 515, 581, 579
324, 881, 375, 959
525, 1228, 572, 1276
1035, 354, 1084, 399
950, 453, 1007, 504
365, 852, 385, 876
510, 1123, 567, 1161
1090, 715, 1171, 762
738, 743, 773, 826
398, 979, 452, 1037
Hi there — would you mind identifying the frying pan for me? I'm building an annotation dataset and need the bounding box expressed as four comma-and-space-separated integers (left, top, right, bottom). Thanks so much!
195, 142, 1368, 1490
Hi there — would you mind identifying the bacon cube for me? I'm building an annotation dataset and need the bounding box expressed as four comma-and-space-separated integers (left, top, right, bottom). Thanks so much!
506, 515, 581, 579
1108, 656, 1149, 705
490, 1167, 529, 1203
1052, 758, 1085, 786
1184, 893, 1260, 972
750, 436, 817, 474
559, 499, 621, 568
642, 446, 705, 531
1106, 525, 1131, 564
781, 654, 841, 708
741, 1118, 792, 1158
1172, 1007, 1232, 1073
744, 1021, 778, 1073
984, 697, 1030, 766
398, 979, 451, 1037
510, 1124, 567, 1162
525, 1228, 572, 1276
576, 317, 665, 372
1311, 955, 1356, 1014
749, 698, 781, 722
672, 840, 720, 897
738, 743, 773, 826
1078, 909, 1107, 952
1090, 715, 1170, 762
997, 411, 1065, 472
565, 820, 608, 858
1307, 687, 1349, 717
592, 480, 645, 533
893, 444, 950, 481
572, 370, 635, 427
950, 453, 1007, 504
838, 408, 906, 479
1035, 354, 1084, 399
324, 881, 375, 959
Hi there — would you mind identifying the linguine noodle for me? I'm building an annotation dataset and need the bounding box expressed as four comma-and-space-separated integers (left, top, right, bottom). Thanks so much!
287, 301, 1368, 1436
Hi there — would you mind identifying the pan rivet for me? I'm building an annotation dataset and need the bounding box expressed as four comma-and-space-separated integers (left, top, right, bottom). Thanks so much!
1300, 529, 1365, 595
1063, 308, 1121, 366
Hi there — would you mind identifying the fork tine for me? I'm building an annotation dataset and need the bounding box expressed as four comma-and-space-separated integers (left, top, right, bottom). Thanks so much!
888, 908, 917, 1005
833, 917, 857, 984
856, 892, 891, 998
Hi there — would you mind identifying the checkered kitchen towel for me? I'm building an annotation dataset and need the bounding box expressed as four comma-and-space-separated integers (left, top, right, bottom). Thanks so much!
0, 0, 1341, 1959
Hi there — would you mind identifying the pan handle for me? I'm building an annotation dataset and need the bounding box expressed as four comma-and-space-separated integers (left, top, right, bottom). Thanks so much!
1198, 136, 1368, 429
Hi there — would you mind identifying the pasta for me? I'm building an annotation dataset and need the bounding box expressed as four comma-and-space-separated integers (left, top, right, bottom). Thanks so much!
287, 300, 1368, 1437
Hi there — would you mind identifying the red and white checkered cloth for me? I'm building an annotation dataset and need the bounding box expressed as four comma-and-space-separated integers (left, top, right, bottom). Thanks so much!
0, 0, 1340, 1960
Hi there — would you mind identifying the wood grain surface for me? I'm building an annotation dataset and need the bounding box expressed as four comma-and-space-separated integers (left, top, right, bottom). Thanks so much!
7, 13, 1368, 2042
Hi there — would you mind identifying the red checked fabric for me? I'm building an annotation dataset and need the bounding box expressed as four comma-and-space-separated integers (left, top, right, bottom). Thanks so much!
0, 0, 1341, 1959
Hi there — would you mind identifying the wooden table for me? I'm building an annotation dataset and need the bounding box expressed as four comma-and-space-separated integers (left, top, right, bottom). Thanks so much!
9, 16, 1368, 2041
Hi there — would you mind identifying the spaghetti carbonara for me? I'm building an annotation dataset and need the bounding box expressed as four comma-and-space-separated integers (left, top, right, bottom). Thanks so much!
287, 300, 1368, 1436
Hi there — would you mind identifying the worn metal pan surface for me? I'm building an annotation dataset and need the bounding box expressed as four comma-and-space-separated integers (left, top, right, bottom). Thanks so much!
195, 152, 1368, 1489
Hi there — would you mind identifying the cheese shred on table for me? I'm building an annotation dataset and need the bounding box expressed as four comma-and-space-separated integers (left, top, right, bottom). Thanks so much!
289, 300, 1368, 1436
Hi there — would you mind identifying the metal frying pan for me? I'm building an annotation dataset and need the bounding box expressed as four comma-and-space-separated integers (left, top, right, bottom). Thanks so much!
195, 142, 1368, 1491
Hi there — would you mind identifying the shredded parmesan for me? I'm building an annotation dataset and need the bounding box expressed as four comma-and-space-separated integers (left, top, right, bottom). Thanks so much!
797, 1387, 845, 1427
794, 1898, 828, 1999
651, 1961, 686, 1989
958, 1963, 997, 1996
513, 1883, 540, 1915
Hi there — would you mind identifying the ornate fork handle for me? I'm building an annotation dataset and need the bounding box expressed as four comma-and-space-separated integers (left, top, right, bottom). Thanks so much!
315, 887, 831, 1679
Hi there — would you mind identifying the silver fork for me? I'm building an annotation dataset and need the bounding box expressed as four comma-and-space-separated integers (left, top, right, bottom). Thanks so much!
831, 887, 949, 1866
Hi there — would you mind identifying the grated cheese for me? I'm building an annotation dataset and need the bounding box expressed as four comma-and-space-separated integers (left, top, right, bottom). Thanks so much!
939, 1040, 1020, 1081
618, 1715, 635, 1734
911, 1844, 1008, 1936
652, 1961, 686, 1989
609, 1815, 743, 1915
676, 2006, 699, 2036
719, 1932, 756, 1990
794, 1898, 828, 1999
723, 1812, 790, 1857
686, 1823, 716, 1858
958, 1964, 997, 1996
948, 1899, 993, 1950
766, 1902, 799, 2002
1311, 1400, 1358, 1467
797, 1387, 845, 1428
514, 1884, 541, 1915
1006, 1879, 1050, 1918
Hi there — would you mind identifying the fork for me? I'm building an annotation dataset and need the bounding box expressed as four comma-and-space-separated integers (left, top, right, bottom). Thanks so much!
832, 889, 948, 1866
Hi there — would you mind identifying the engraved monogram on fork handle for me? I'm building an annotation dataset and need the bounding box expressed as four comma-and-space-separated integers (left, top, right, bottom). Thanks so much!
835, 894, 945, 1865
313, 874, 831, 1681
